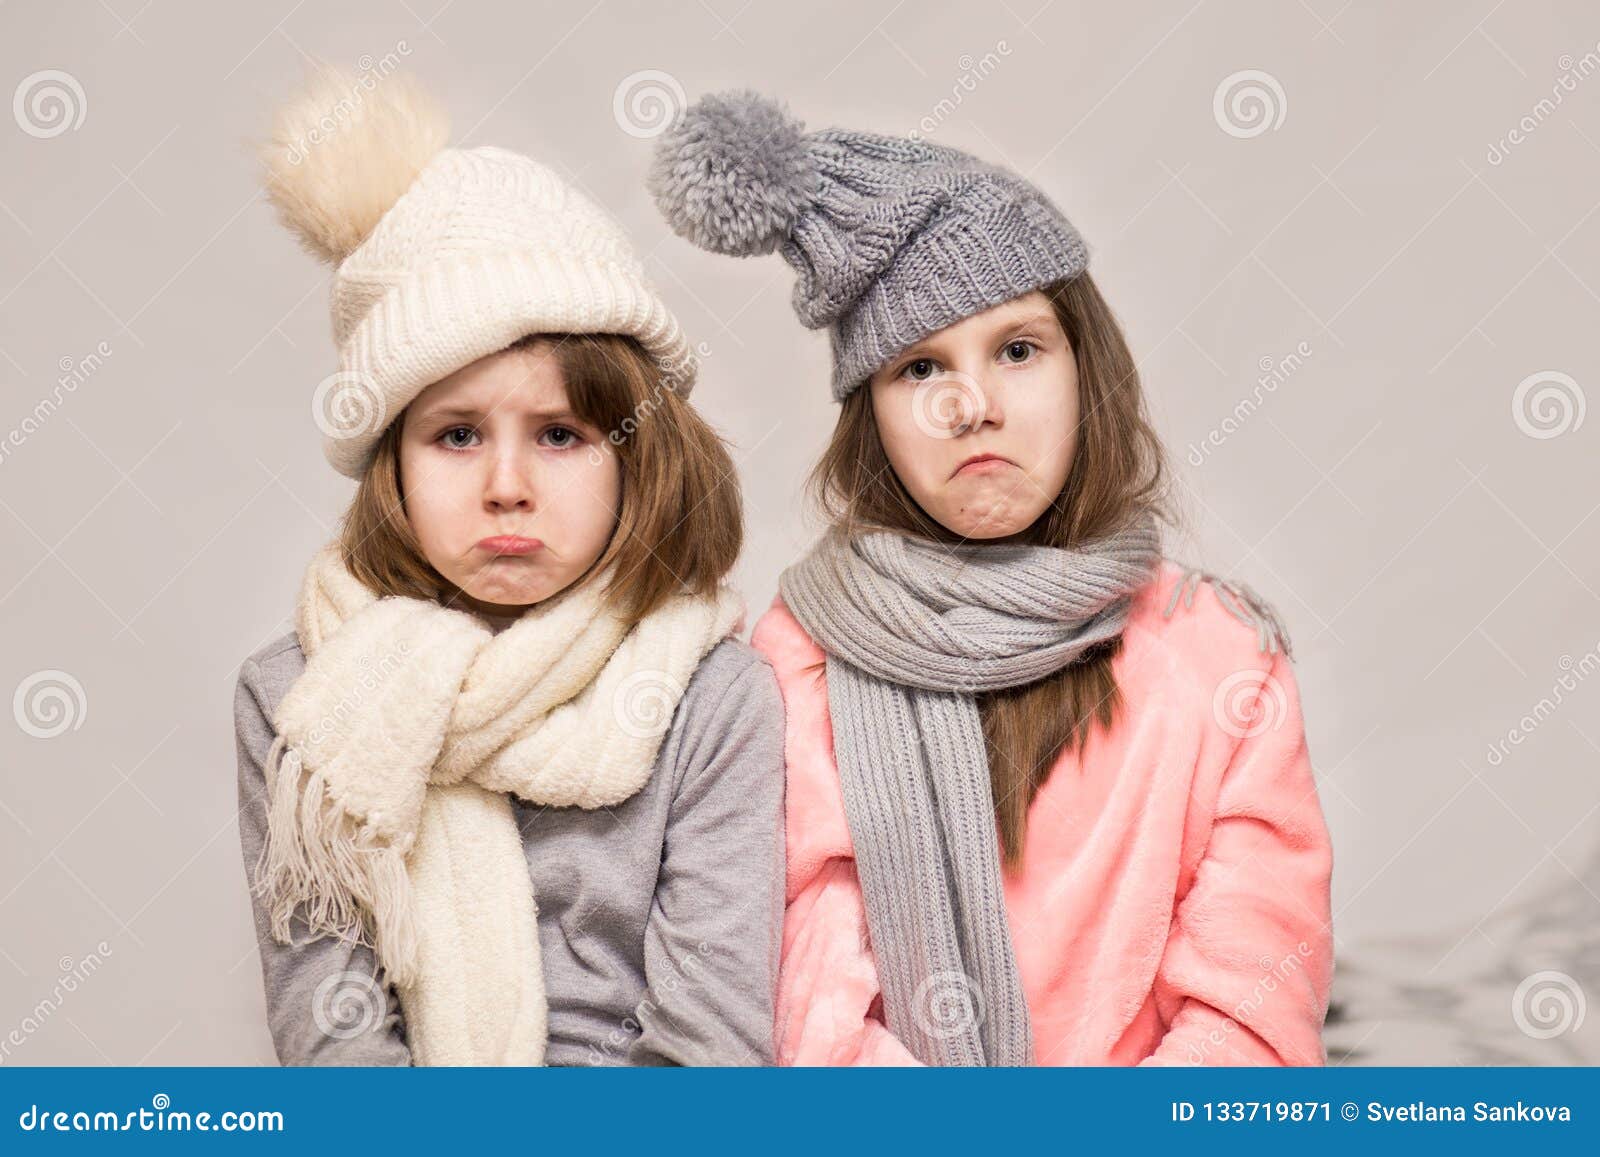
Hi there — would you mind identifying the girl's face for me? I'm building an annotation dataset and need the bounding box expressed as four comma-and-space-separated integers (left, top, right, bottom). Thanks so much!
398, 341, 621, 617
868, 290, 1080, 540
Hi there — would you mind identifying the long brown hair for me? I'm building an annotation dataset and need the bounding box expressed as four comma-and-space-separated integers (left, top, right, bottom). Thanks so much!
337, 331, 742, 629
809, 274, 1176, 868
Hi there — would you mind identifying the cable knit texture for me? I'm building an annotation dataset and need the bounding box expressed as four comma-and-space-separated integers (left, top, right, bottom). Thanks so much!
752, 559, 1334, 1067
261, 68, 697, 479
322, 145, 697, 477
649, 90, 1088, 400
252, 539, 744, 1065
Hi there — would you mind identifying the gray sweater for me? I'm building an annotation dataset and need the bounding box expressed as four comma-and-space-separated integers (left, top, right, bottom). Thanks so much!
233, 629, 786, 1066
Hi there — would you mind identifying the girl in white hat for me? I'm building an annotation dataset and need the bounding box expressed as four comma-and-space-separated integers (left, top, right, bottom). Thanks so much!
233, 68, 783, 1066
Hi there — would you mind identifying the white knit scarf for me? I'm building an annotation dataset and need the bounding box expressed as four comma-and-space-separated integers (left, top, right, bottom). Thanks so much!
251, 540, 745, 1065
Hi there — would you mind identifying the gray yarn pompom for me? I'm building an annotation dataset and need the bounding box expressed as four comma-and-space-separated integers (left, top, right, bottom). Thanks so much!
648, 90, 816, 257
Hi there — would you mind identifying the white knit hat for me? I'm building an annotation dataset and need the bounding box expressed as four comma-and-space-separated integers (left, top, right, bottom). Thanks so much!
261, 66, 697, 479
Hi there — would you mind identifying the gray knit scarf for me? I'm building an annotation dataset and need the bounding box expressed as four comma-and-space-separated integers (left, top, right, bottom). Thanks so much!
778, 514, 1165, 1066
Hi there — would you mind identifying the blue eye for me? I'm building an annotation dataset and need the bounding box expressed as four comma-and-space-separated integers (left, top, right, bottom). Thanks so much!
439, 426, 479, 450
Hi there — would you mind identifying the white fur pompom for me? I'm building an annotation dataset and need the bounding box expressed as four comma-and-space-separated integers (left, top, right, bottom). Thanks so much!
259, 64, 450, 264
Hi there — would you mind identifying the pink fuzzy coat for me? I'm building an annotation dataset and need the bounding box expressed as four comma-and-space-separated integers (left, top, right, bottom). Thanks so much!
749, 560, 1335, 1066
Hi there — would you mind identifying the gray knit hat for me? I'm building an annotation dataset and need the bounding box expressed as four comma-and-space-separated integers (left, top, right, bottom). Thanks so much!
648, 91, 1090, 401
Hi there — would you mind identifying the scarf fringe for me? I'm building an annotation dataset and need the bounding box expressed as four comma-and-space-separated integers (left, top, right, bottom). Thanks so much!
250, 733, 421, 989
1165, 566, 1295, 660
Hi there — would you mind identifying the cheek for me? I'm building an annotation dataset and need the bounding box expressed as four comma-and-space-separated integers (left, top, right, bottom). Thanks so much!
544, 452, 621, 538
873, 392, 943, 490
1013, 374, 1080, 477
398, 444, 473, 538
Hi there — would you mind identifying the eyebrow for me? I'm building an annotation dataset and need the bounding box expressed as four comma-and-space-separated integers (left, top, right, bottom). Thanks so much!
895, 312, 1058, 360
985, 310, 1057, 333
414, 404, 578, 423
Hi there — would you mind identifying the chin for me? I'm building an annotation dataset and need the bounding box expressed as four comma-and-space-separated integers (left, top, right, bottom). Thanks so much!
954, 522, 1028, 540
927, 488, 1042, 539
451, 569, 560, 608
935, 509, 1036, 539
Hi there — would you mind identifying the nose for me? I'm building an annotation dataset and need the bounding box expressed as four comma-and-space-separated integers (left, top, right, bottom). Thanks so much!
974, 370, 1004, 430
482, 444, 535, 513
946, 366, 1004, 437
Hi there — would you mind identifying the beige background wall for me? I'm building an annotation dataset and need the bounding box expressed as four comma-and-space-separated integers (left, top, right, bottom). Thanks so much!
2, 0, 1597, 1062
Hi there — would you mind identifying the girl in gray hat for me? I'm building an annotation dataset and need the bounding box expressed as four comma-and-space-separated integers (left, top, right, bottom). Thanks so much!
652, 92, 1334, 1067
